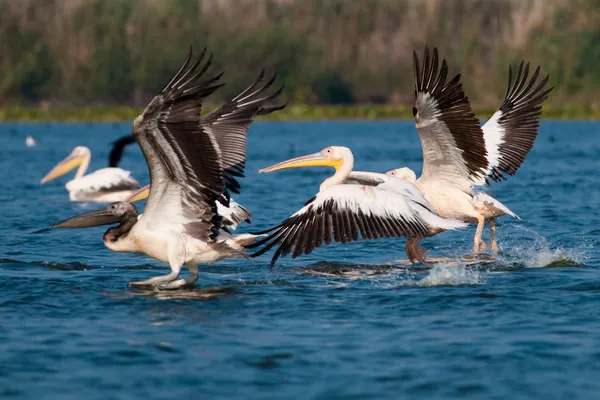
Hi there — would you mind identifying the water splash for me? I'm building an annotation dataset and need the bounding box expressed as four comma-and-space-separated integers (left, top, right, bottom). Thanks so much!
494, 227, 586, 269
415, 263, 483, 286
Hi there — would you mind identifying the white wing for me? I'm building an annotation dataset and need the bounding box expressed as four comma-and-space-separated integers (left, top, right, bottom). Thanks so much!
413, 47, 489, 192
476, 62, 552, 185
66, 168, 139, 195
248, 178, 466, 266
133, 49, 282, 242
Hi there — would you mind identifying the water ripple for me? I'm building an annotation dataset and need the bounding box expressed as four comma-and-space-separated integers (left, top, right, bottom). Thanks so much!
1, 122, 599, 399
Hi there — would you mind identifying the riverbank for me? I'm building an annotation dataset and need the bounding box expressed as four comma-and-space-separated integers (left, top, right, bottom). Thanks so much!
0, 104, 597, 122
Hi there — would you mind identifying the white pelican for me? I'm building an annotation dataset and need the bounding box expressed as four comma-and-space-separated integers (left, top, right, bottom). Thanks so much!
246, 146, 467, 266
125, 184, 251, 230
49, 48, 284, 289
387, 47, 551, 254
41, 145, 140, 202
387, 167, 519, 251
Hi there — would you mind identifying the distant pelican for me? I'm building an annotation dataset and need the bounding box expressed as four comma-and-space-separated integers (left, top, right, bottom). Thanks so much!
246, 146, 466, 266
387, 48, 550, 252
41, 145, 140, 203
50, 48, 284, 289
26, 136, 37, 147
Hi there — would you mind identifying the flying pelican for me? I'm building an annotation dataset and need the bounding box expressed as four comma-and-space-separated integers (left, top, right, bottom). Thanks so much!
125, 184, 251, 230
41, 145, 140, 203
388, 48, 551, 252
246, 146, 467, 266
49, 48, 284, 289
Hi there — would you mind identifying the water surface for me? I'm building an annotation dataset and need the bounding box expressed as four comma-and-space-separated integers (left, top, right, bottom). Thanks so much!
0, 121, 598, 399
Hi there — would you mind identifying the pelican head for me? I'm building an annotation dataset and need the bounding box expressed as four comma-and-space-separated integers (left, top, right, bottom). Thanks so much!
125, 184, 150, 203
259, 146, 351, 173
386, 167, 417, 183
51, 202, 137, 229
41, 146, 91, 184
51, 201, 139, 244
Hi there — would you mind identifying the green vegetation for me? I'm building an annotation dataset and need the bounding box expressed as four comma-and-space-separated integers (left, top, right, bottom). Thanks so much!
0, 105, 598, 122
0, 0, 598, 120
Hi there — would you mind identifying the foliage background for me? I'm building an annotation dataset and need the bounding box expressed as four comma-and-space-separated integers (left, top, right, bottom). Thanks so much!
0, 0, 596, 117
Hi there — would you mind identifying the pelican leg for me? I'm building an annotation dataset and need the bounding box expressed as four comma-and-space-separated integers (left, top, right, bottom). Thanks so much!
157, 264, 199, 290
129, 261, 182, 288
473, 215, 485, 254
489, 218, 498, 252
128, 271, 180, 287
406, 236, 428, 264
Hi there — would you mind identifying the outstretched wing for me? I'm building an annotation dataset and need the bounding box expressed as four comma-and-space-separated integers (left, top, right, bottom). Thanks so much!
133, 49, 284, 241
413, 47, 489, 191
246, 178, 463, 267
200, 71, 285, 197
477, 62, 552, 184
132, 47, 227, 241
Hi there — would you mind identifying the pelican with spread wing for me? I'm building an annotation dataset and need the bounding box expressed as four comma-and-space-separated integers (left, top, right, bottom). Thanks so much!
246, 146, 467, 266
388, 48, 551, 252
119, 99, 287, 230
41, 145, 140, 203
49, 48, 284, 289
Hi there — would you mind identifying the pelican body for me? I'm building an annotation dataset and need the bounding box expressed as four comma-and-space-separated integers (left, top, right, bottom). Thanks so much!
387, 167, 519, 251
53, 201, 255, 288
50, 48, 284, 289
392, 47, 550, 253
41, 146, 140, 202
247, 146, 466, 265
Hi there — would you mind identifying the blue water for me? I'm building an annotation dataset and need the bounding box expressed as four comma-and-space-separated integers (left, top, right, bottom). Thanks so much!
0, 121, 599, 399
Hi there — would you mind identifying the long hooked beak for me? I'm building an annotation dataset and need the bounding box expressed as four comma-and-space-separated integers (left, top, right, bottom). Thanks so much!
40, 153, 84, 184
125, 184, 150, 203
259, 152, 341, 173
51, 207, 120, 229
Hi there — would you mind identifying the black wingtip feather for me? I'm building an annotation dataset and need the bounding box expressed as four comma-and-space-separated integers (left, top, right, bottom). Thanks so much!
413, 46, 488, 182
491, 62, 552, 180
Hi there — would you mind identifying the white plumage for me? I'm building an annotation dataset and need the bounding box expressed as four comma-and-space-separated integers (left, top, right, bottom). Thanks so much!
66, 168, 140, 202
41, 146, 140, 202
248, 146, 466, 265
387, 48, 550, 253
51, 48, 284, 289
